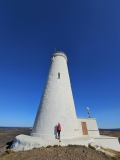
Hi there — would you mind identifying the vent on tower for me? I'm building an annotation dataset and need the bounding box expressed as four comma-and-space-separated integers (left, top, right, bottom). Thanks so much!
58, 72, 60, 79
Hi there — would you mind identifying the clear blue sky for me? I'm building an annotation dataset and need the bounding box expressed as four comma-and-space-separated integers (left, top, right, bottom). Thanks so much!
0, 0, 120, 128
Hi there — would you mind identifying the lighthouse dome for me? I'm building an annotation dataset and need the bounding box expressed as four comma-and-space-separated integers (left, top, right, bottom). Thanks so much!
52, 51, 68, 62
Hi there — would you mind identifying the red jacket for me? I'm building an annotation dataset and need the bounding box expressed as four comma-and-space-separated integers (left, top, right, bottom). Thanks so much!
57, 125, 61, 131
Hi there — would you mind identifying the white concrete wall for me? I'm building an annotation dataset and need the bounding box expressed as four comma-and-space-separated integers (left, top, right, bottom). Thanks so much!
78, 118, 100, 137
94, 136, 120, 151
11, 135, 94, 152
31, 52, 80, 139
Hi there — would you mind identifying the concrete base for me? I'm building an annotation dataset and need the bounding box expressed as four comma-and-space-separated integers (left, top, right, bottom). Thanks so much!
94, 135, 120, 152
10, 134, 94, 152
10, 134, 120, 152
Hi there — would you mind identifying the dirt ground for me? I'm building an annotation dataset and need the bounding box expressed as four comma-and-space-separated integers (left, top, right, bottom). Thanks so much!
0, 145, 118, 160
0, 128, 120, 160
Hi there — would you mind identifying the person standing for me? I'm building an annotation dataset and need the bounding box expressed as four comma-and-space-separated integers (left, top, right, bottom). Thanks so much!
57, 123, 61, 141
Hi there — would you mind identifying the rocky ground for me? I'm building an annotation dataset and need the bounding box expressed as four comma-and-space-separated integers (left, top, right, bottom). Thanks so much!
0, 128, 120, 160
0, 145, 119, 160
0, 128, 31, 157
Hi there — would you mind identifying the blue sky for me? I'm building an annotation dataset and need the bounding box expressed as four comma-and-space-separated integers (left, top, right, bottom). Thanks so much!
0, 0, 120, 128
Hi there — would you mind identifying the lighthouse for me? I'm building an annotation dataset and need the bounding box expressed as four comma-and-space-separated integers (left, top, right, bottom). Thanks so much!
11, 51, 120, 152
30, 51, 80, 139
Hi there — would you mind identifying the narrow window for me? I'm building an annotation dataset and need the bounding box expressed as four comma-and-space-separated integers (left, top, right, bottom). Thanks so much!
58, 72, 60, 79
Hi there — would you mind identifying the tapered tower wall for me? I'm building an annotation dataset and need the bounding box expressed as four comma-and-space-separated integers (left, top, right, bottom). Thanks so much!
30, 52, 80, 139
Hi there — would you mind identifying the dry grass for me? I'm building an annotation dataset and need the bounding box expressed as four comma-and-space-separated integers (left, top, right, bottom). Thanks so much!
99, 130, 120, 139
6, 149, 15, 154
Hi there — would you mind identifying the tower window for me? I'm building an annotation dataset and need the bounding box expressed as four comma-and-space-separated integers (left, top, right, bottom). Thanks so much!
58, 72, 60, 79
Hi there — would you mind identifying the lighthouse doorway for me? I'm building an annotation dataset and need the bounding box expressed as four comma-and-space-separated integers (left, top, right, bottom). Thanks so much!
81, 122, 88, 135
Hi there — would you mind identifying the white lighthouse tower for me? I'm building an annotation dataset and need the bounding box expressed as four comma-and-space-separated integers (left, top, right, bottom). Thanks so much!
30, 51, 80, 139
11, 51, 120, 152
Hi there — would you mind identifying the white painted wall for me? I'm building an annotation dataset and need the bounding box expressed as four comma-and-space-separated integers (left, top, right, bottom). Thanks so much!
78, 118, 100, 137
94, 136, 120, 151
31, 52, 80, 139
11, 135, 94, 152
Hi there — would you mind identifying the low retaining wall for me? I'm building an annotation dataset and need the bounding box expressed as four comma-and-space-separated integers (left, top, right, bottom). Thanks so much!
10, 134, 94, 152
94, 135, 120, 152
